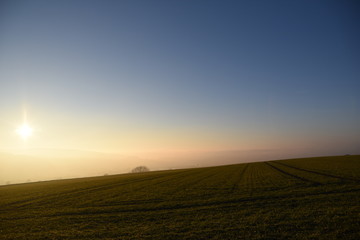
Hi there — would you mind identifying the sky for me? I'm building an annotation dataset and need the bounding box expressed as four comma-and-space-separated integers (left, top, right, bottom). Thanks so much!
0, 0, 359, 184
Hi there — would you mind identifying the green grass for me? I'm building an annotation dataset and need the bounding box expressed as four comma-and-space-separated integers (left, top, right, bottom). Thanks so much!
1, 155, 359, 239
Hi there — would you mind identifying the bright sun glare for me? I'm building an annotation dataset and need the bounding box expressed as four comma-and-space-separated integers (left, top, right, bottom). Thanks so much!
16, 123, 33, 140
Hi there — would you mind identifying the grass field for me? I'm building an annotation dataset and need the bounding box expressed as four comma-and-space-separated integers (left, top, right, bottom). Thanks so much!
1, 155, 359, 239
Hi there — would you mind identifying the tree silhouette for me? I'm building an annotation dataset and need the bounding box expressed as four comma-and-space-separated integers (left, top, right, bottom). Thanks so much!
131, 166, 150, 173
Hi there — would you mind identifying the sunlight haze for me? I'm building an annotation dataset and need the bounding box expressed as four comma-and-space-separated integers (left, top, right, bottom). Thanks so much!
0, 0, 359, 185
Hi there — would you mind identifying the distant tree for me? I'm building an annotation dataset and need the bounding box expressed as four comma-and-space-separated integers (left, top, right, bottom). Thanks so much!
131, 166, 150, 173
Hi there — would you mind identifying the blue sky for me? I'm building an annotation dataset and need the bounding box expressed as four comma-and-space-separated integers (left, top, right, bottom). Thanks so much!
0, 0, 359, 160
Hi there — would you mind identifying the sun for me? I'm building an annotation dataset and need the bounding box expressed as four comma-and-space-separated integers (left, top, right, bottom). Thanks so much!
16, 123, 33, 140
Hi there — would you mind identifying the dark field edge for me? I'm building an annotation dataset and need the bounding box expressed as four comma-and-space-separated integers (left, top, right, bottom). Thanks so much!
265, 154, 360, 163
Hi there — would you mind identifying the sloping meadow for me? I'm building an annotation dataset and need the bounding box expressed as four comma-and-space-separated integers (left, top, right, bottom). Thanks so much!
1, 155, 359, 239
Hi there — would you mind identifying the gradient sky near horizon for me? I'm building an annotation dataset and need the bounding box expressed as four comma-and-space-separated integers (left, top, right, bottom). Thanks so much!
1, 0, 359, 161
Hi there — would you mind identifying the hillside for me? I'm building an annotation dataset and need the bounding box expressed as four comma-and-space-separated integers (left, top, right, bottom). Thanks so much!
1, 155, 359, 239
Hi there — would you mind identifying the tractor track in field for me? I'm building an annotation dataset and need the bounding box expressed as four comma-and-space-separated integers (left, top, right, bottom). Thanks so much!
3, 169, 223, 210
89, 168, 228, 208
164, 167, 231, 197
272, 161, 360, 182
116, 168, 223, 199
229, 164, 249, 193
264, 162, 322, 185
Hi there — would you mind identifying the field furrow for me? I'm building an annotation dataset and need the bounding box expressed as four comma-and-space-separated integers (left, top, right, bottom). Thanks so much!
281, 156, 360, 181
228, 164, 248, 193
264, 162, 322, 185
273, 161, 359, 183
